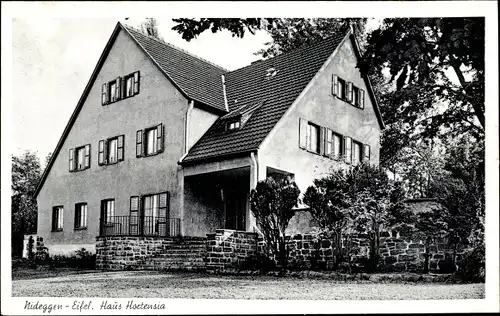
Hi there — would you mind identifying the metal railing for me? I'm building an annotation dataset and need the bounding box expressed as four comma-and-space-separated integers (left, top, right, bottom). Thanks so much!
99, 216, 181, 237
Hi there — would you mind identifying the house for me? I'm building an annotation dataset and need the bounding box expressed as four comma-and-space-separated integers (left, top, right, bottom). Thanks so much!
34, 22, 384, 257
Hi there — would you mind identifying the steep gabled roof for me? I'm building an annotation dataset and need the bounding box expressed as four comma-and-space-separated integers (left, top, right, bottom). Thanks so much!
35, 22, 228, 197
181, 32, 348, 164
123, 25, 228, 112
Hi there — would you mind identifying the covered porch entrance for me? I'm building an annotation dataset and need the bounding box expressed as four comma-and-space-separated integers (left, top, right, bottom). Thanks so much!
183, 166, 252, 236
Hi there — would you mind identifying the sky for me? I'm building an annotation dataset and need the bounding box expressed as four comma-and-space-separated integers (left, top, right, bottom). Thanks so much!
11, 18, 274, 163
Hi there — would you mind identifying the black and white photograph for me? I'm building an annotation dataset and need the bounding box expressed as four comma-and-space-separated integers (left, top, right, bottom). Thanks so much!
1, 1, 498, 314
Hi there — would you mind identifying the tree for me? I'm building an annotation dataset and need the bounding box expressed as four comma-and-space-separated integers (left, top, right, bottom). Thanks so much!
345, 164, 413, 271
249, 177, 301, 270
12, 151, 42, 256
171, 18, 367, 58
359, 18, 484, 168
140, 18, 163, 40
429, 136, 485, 250
413, 206, 450, 273
304, 163, 412, 272
303, 171, 352, 270
44, 152, 52, 169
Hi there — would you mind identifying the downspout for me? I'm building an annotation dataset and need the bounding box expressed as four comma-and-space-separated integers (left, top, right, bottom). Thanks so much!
185, 100, 195, 154
221, 74, 229, 112
179, 99, 194, 164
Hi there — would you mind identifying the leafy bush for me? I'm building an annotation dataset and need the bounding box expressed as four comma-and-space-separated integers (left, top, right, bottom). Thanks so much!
249, 177, 300, 270
456, 245, 485, 282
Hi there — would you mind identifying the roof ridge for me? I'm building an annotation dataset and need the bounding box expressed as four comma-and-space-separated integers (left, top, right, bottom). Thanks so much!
228, 31, 349, 75
122, 23, 229, 73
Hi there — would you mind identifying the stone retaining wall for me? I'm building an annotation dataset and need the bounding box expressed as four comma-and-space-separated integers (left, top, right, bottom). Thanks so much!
94, 230, 464, 273
205, 229, 259, 272
95, 236, 207, 271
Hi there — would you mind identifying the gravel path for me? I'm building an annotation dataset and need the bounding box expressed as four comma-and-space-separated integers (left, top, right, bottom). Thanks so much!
12, 271, 484, 300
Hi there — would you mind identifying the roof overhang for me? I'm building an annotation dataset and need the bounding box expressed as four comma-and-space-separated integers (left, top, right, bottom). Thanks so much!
349, 33, 386, 130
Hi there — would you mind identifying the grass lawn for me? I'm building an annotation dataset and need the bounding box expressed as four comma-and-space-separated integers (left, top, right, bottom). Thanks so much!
11, 270, 484, 300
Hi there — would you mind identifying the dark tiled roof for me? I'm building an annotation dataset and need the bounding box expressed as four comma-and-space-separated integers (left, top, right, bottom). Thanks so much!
124, 26, 228, 112
182, 33, 346, 164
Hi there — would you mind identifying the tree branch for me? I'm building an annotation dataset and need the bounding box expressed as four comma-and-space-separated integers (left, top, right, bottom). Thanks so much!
449, 57, 485, 129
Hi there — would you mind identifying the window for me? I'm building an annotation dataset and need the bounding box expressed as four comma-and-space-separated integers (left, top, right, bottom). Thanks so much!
352, 86, 360, 106
332, 75, 365, 109
101, 199, 115, 224
226, 120, 241, 131
124, 74, 134, 98
325, 129, 344, 158
52, 206, 63, 231
142, 192, 169, 235
69, 144, 90, 172
74, 203, 87, 229
363, 144, 371, 162
344, 136, 352, 164
306, 123, 320, 154
352, 140, 363, 166
75, 146, 85, 170
101, 71, 140, 106
98, 135, 124, 165
108, 138, 118, 164
145, 127, 158, 155
337, 78, 346, 99
136, 124, 163, 157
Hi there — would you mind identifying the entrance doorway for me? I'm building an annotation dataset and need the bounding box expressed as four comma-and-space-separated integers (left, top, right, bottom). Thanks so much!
224, 189, 246, 231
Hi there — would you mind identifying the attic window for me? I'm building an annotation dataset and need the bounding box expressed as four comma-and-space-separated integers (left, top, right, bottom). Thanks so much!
265, 67, 279, 79
226, 120, 241, 131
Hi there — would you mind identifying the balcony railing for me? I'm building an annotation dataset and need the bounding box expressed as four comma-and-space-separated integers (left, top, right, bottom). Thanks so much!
99, 216, 181, 237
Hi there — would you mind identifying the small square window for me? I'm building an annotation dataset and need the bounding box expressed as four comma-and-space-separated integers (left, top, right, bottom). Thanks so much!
74, 203, 87, 229
227, 120, 241, 131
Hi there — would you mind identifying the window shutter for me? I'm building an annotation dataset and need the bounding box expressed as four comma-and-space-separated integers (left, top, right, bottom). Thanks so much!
101, 83, 108, 106
115, 77, 121, 100
69, 148, 74, 172
98, 140, 105, 165
319, 127, 326, 156
133, 71, 140, 95
344, 136, 352, 164
84, 144, 91, 169
117, 135, 125, 161
74, 205, 79, 228
157, 124, 164, 153
299, 118, 307, 149
360, 89, 365, 109
129, 196, 140, 235
332, 75, 338, 96
347, 82, 353, 103
136, 130, 143, 157
363, 144, 370, 162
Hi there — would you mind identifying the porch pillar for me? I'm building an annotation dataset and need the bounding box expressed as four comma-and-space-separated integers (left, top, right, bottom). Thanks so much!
247, 152, 259, 232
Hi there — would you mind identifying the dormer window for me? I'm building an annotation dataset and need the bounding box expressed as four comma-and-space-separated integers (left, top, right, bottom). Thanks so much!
227, 120, 241, 131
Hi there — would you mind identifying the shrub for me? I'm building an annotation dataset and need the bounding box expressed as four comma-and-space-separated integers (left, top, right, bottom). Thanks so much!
27, 236, 35, 260
249, 177, 301, 270
456, 245, 485, 282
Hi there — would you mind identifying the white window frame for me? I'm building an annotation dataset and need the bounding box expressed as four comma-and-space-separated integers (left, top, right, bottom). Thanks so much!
306, 122, 320, 154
